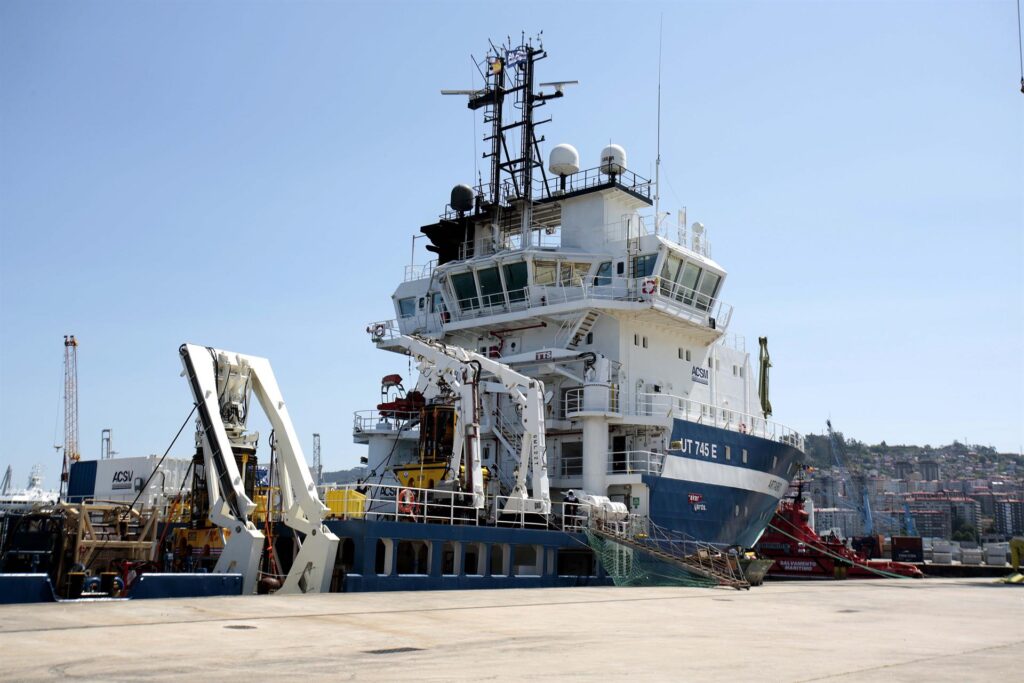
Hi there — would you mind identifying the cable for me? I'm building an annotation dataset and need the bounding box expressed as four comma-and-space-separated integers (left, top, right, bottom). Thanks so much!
83, 404, 198, 572
1018, 0, 1023, 92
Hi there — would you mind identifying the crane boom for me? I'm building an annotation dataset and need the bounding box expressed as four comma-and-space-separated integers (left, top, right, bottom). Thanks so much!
383, 333, 551, 516
179, 344, 339, 594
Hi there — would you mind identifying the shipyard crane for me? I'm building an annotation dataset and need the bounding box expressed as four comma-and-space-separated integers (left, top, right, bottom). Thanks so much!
827, 420, 907, 537
179, 344, 339, 595
379, 332, 551, 516
57, 335, 81, 501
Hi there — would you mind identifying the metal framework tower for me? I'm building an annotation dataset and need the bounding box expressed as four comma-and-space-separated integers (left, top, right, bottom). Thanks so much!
312, 433, 322, 487
60, 334, 80, 500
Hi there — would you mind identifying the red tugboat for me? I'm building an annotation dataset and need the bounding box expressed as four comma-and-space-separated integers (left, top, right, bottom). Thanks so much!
755, 484, 923, 579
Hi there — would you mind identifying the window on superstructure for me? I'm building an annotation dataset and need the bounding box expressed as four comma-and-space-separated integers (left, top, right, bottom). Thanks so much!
660, 254, 682, 296
742, 449, 748, 464
733, 365, 738, 377
678, 348, 683, 360
642, 336, 648, 349
594, 261, 612, 286
429, 291, 443, 313
634, 334, 639, 346
478, 267, 504, 308
560, 441, 583, 476
685, 349, 692, 362
739, 366, 745, 378
397, 297, 416, 318
631, 254, 658, 278
502, 262, 528, 302
725, 446, 731, 461
560, 262, 591, 287
585, 332, 593, 345
678, 262, 702, 304
534, 260, 557, 286
451, 272, 480, 311
694, 271, 721, 312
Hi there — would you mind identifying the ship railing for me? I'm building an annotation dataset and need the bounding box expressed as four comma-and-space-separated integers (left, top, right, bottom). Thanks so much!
367, 319, 400, 341
542, 165, 653, 201
636, 392, 805, 451
329, 480, 588, 530
607, 450, 665, 476
403, 260, 437, 282
444, 279, 730, 331
561, 385, 620, 417
560, 387, 802, 450
352, 410, 420, 433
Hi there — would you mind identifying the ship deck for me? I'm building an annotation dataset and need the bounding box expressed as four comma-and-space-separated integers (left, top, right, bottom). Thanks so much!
0, 578, 1018, 681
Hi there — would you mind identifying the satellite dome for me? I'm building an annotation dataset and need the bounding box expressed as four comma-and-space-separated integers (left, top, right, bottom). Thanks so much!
450, 184, 474, 213
548, 144, 580, 176
600, 144, 627, 175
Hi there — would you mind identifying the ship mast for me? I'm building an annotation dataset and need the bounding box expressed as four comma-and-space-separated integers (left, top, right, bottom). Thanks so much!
452, 35, 571, 251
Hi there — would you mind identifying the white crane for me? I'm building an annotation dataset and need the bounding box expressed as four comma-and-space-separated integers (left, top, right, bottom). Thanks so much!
379, 332, 551, 516
179, 344, 339, 595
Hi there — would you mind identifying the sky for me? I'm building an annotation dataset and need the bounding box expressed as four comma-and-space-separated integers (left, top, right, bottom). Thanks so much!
1, 0, 1021, 489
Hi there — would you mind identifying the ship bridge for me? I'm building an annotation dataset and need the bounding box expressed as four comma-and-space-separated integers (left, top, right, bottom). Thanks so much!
390, 209, 731, 350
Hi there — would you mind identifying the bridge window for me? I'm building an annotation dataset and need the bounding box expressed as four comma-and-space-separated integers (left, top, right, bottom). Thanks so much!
631, 254, 658, 278
534, 260, 557, 286
678, 262, 701, 303
451, 272, 479, 311
560, 261, 591, 287
695, 271, 721, 311
503, 262, 528, 302
594, 261, 612, 286
397, 297, 416, 318
660, 254, 682, 296
478, 267, 504, 308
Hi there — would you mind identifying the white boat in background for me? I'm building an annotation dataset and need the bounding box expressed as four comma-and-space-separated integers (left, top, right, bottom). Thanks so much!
0, 466, 58, 514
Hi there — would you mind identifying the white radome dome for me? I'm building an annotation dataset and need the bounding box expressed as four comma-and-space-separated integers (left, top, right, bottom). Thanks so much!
548, 144, 580, 176
600, 144, 627, 175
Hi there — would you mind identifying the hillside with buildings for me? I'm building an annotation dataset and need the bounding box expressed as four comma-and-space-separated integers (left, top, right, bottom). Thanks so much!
799, 431, 1023, 543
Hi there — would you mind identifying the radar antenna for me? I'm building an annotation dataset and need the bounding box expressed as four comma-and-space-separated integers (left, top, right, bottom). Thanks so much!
441, 36, 574, 249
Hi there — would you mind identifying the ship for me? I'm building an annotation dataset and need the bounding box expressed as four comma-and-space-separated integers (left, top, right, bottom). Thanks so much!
324, 36, 806, 591
756, 483, 924, 579
0, 466, 58, 515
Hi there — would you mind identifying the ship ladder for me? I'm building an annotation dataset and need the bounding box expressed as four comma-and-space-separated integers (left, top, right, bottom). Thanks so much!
588, 517, 750, 590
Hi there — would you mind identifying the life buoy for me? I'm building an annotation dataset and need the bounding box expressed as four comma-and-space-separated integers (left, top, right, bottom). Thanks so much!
739, 422, 748, 434
397, 488, 418, 517
641, 279, 657, 295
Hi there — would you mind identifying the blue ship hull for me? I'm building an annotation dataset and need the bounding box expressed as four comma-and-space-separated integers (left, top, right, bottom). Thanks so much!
647, 419, 803, 548
318, 420, 803, 592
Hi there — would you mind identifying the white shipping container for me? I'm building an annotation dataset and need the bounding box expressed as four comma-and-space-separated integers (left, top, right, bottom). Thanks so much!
961, 549, 982, 565
92, 455, 192, 508
932, 552, 953, 564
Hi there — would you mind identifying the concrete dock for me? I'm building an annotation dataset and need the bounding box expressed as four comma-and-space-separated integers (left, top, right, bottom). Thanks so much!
0, 578, 1019, 681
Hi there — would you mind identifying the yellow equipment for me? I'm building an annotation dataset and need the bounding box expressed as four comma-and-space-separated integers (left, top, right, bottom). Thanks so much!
324, 489, 367, 519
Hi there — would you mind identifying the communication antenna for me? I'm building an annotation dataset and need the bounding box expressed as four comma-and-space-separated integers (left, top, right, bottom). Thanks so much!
654, 14, 664, 234
1018, 0, 1023, 93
